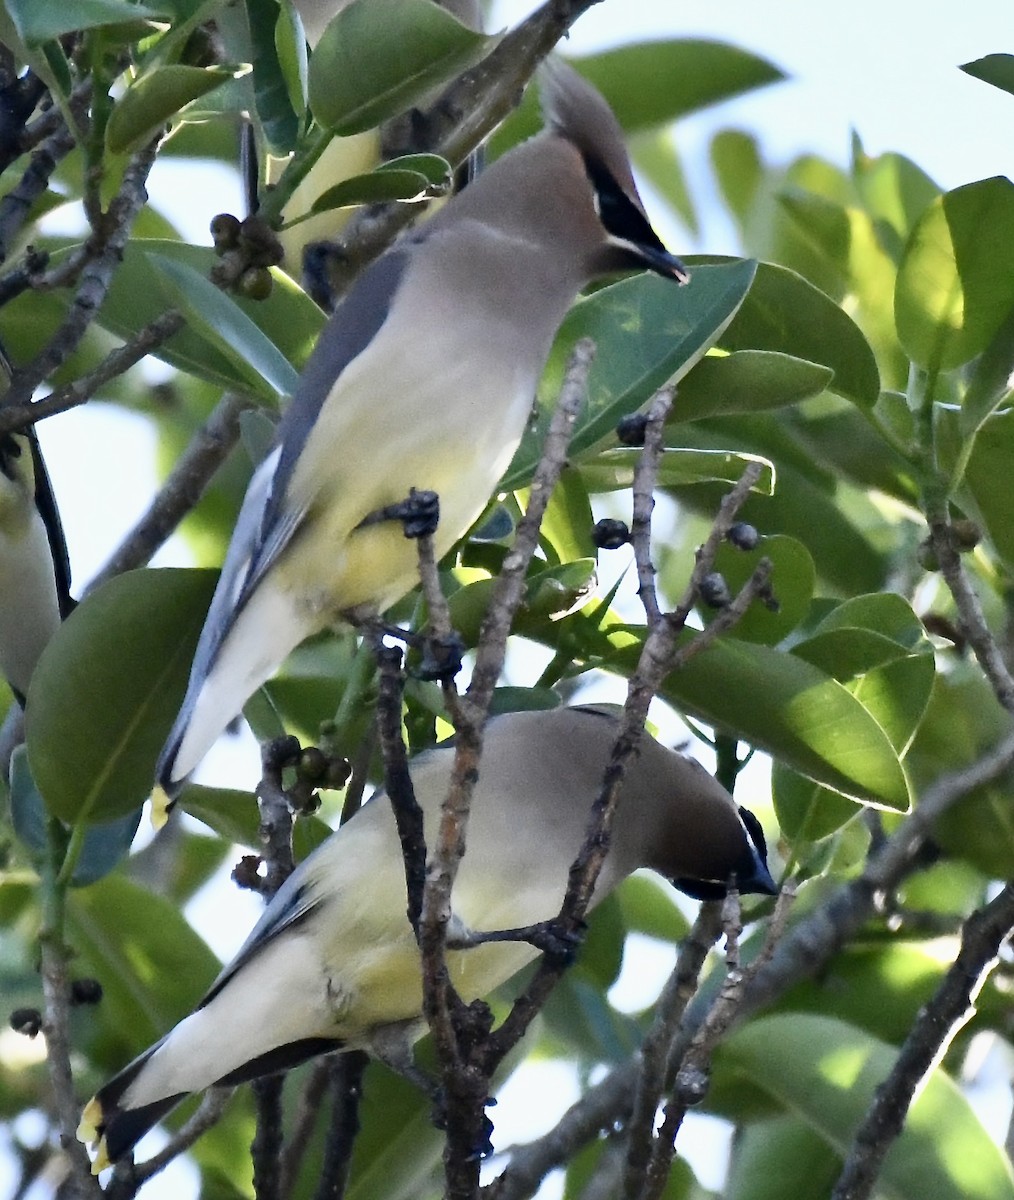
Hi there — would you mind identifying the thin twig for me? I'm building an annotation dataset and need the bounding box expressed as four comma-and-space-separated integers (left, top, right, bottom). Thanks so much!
278, 1059, 335, 1196
620, 902, 725, 1200
926, 509, 1014, 713
251, 1077, 284, 1200
629, 388, 674, 628
6, 134, 162, 406
641, 888, 793, 1200
313, 1051, 369, 1200
831, 882, 1014, 1200
116, 1091, 232, 1192
0, 310, 185, 435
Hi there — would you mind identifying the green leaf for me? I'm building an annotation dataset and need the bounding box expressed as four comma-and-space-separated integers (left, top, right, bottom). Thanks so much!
580, 448, 774, 496
675, 351, 834, 421
648, 634, 912, 809
247, 0, 301, 153
852, 146, 940, 249
907, 670, 1014, 879
91, 239, 325, 390
704, 535, 815, 646
631, 129, 698, 236
960, 54, 1014, 99
147, 253, 300, 402
179, 783, 333, 853
107, 65, 243, 154
538, 467, 595, 564
7, 0, 169, 43
713, 1013, 1014, 1200
716, 260, 881, 408
503, 260, 758, 491
896, 177, 1014, 372
8, 746, 142, 886
616, 874, 690, 944
727, 1116, 841, 1200
961, 406, 1014, 573
67, 876, 221, 1060
308, 0, 489, 135
25, 569, 219, 824
308, 167, 438, 214
960, 302, 1014, 439
711, 130, 764, 234
771, 763, 860, 844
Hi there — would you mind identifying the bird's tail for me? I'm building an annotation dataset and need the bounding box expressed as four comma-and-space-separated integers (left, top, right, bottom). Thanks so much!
77, 1041, 186, 1173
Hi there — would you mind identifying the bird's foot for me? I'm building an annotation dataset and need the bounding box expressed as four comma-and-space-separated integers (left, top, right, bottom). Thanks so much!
415, 631, 465, 682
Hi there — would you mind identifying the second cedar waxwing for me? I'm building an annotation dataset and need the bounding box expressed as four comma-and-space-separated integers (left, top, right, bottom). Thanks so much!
81, 705, 778, 1168
275, 0, 485, 280
157, 62, 689, 792
0, 427, 73, 703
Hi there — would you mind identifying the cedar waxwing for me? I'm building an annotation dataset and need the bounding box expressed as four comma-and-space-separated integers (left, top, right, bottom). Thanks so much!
157, 62, 689, 793
0, 425, 74, 704
275, 0, 484, 282
81, 705, 777, 1169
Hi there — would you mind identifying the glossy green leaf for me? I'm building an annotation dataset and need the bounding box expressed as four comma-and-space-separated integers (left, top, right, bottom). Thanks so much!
6, 0, 168, 43
674, 350, 833, 421
503, 260, 758, 490
92, 240, 325, 389
714, 1013, 1014, 1200
107, 65, 242, 154
580, 448, 774, 496
247, 0, 301, 153
308, 0, 489, 135
960, 302, 1014, 439
960, 54, 1014, 99
649, 634, 912, 809
771, 763, 860, 844
716, 261, 881, 408
308, 167, 438, 214
25, 569, 219, 825
346, 1063, 441, 1200
147, 253, 300, 402
771, 939, 1003, 1048
896, 177, 1014, 372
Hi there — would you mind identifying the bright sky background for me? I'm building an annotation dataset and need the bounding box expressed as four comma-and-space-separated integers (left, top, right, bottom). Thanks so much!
12, 2, 1014, 1197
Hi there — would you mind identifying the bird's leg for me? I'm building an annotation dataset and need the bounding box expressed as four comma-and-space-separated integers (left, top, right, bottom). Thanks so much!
447, 919, 587, 967
367, 1016, 497, 1160
355, 487, 440, 538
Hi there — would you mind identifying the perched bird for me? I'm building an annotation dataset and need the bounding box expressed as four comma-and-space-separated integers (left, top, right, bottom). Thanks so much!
0, 425, 74, 704
157, 62, 689, 792
274, 0, 485, 288
82, 705, 777, 1169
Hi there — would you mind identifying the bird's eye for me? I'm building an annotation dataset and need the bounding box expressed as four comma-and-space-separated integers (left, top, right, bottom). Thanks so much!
582, 155, 666, 255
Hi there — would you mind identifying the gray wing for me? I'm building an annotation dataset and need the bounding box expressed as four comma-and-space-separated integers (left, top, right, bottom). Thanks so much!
166, 248, 414, 734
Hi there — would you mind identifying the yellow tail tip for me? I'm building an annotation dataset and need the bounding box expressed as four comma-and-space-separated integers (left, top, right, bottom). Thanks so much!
150, 784, 173, 830
76, 1095, 101, 1144
77, 1096, 111, 1173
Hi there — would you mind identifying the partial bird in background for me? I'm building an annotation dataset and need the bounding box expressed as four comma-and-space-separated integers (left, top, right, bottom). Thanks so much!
0, 344, 74, 705
84, 705, 779, 1170
157, 61, 690, 795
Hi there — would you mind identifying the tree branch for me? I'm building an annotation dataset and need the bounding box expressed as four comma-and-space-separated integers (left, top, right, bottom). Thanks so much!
831, 882, 1014, 1200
